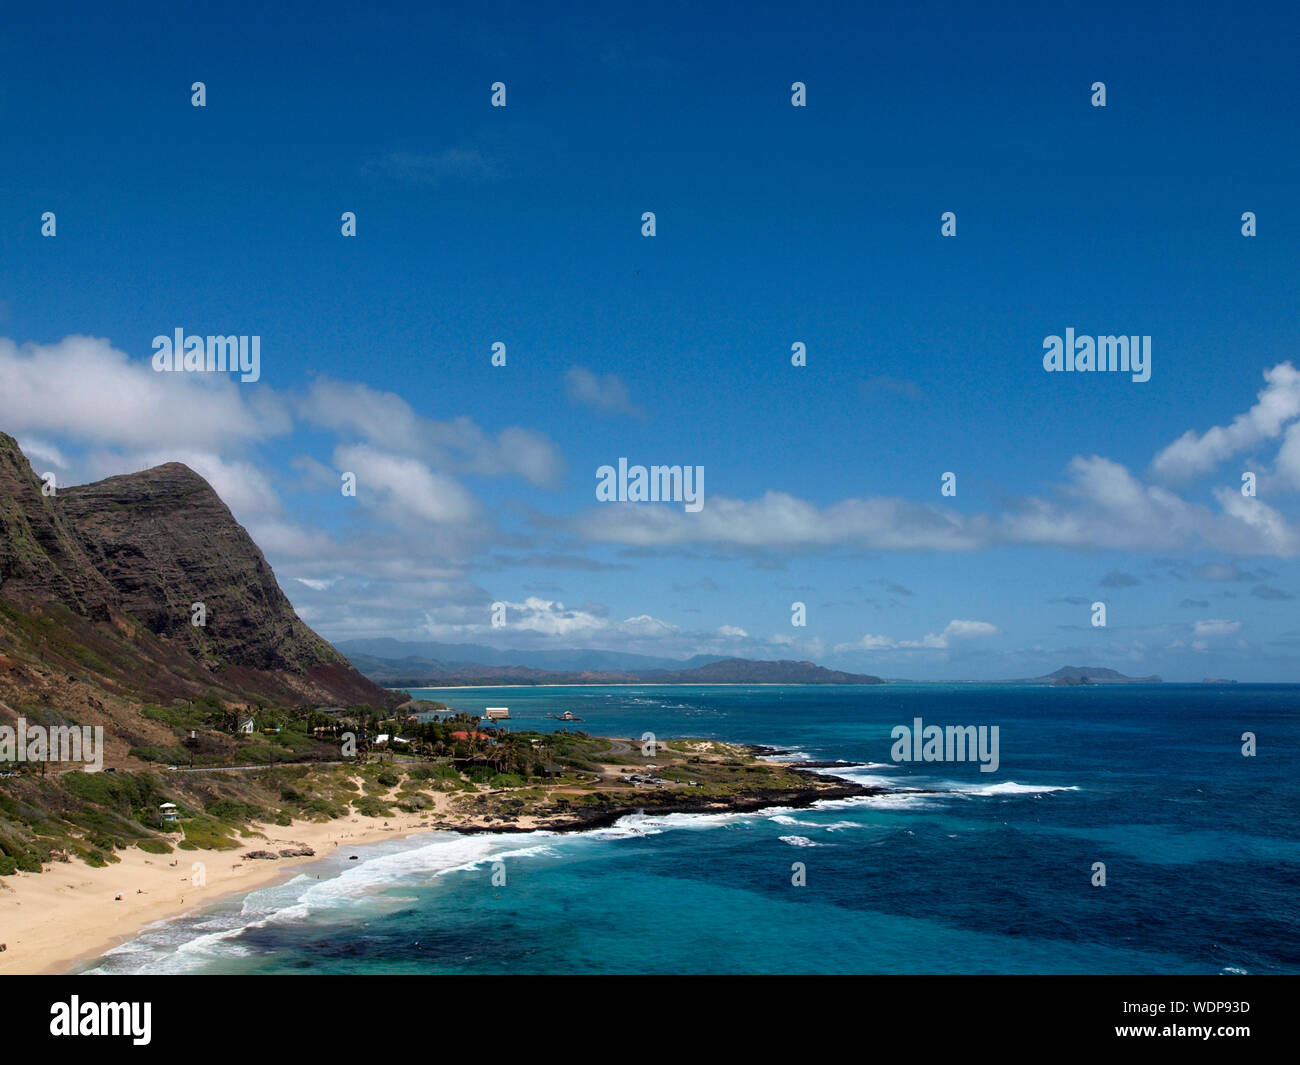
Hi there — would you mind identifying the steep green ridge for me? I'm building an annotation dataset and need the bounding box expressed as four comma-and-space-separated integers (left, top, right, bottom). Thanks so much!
0, 431, 394, 713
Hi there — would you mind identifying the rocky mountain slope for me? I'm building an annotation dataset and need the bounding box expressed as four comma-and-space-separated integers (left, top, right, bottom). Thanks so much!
0, 432, 394, 730
0, 436, 116, 618
58, 462, 346, 677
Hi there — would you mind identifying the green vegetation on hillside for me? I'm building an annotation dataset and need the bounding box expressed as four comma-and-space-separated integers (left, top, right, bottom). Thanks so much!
0, 725, 851, 875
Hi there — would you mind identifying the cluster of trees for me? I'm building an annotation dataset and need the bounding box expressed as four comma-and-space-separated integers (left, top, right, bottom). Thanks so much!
389, 715, 552, 775
176, 697, 567, 777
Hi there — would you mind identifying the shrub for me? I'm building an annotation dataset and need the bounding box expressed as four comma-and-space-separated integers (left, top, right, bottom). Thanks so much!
208, 799, 264, 823
15, 850, 44, 872
302, 798, 345, 819
351, 796, 393, 818
180, 817, 240, 851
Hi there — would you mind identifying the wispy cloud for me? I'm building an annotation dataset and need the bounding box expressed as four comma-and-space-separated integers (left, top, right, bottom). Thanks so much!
835, 618, 998, 653
1193, 618, 1242, 638
299, 378, 565, 487
1250, 583, 1294, 600
564, 366, 647, 419
574, 453, 1300, 557
859, 375, 923, 400
1100, 570, 1141, 588
1150, 362, 1300, 483
0, 335, 291, 454
362, 147, 497, 186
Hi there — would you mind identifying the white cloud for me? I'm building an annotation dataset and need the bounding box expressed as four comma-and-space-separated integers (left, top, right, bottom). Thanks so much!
1211, 488, 1300, 556
293, 577, 338, 591
16, 437, 68, 470
362, 147, 497, 186
999, 456, 1202, 551
838, 633, 897, 651
300, 379, 564, 487
0, 334, 291, 451
500, 598, 607, 638
575, 454, 1300, 558
1273, 419, 1300, 490
334, 444, 481, 526
767, 632, 827, 659
835, 618, 999, 653
579, 492, 980, 550
244, 519, 339, 561
1150, 362, 1300, 482
413, 596, 678, 642
621, 614, 678, 638
1193, 618, 1242, 638
564, 366, 646, 419
939, 619, 1000, 642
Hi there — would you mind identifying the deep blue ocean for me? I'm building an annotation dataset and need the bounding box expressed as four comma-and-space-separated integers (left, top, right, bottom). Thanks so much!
85, 684, 1300, 974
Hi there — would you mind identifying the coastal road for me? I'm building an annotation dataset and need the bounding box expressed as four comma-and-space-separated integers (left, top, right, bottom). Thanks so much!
164, 761, 351, 774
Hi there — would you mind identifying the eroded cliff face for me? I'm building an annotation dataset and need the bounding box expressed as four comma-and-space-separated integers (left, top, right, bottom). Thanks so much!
57, 461, 343, 673
0, 432, 394, 711
0, 433, 116, 619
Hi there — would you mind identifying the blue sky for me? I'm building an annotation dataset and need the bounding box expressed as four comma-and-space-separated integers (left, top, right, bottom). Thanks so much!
2, 2, 1299, 679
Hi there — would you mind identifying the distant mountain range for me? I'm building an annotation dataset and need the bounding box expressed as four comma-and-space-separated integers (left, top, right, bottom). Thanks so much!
341, 647, 885, 687
339, 644, 1168, 689
336, 638, 727, 674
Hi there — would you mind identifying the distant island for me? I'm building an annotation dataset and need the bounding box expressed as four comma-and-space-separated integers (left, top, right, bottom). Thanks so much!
1017, 666, 1163, 686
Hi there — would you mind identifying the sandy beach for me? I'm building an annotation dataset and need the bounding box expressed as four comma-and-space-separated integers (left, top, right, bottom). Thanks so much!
0, 751, 839, 975
0, 803, 452, 975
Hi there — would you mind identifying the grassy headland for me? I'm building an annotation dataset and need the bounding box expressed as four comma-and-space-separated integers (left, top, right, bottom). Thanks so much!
1, 698, 871, 875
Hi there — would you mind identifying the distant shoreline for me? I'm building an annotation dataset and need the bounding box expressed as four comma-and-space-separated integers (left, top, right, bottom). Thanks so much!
391, 679, 1203, 690
394, 682, 881, 690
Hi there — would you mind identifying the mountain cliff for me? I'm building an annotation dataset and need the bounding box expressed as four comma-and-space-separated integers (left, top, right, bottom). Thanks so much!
58, 462, 347, 676
0, 437, 116, 618
0, 432, 393, 715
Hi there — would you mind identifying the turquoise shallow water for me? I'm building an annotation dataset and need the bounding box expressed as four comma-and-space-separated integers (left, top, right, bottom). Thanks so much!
85, 684, 1300, 974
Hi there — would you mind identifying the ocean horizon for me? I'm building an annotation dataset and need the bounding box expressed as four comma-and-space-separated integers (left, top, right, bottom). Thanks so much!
82, 683, 1300, 975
